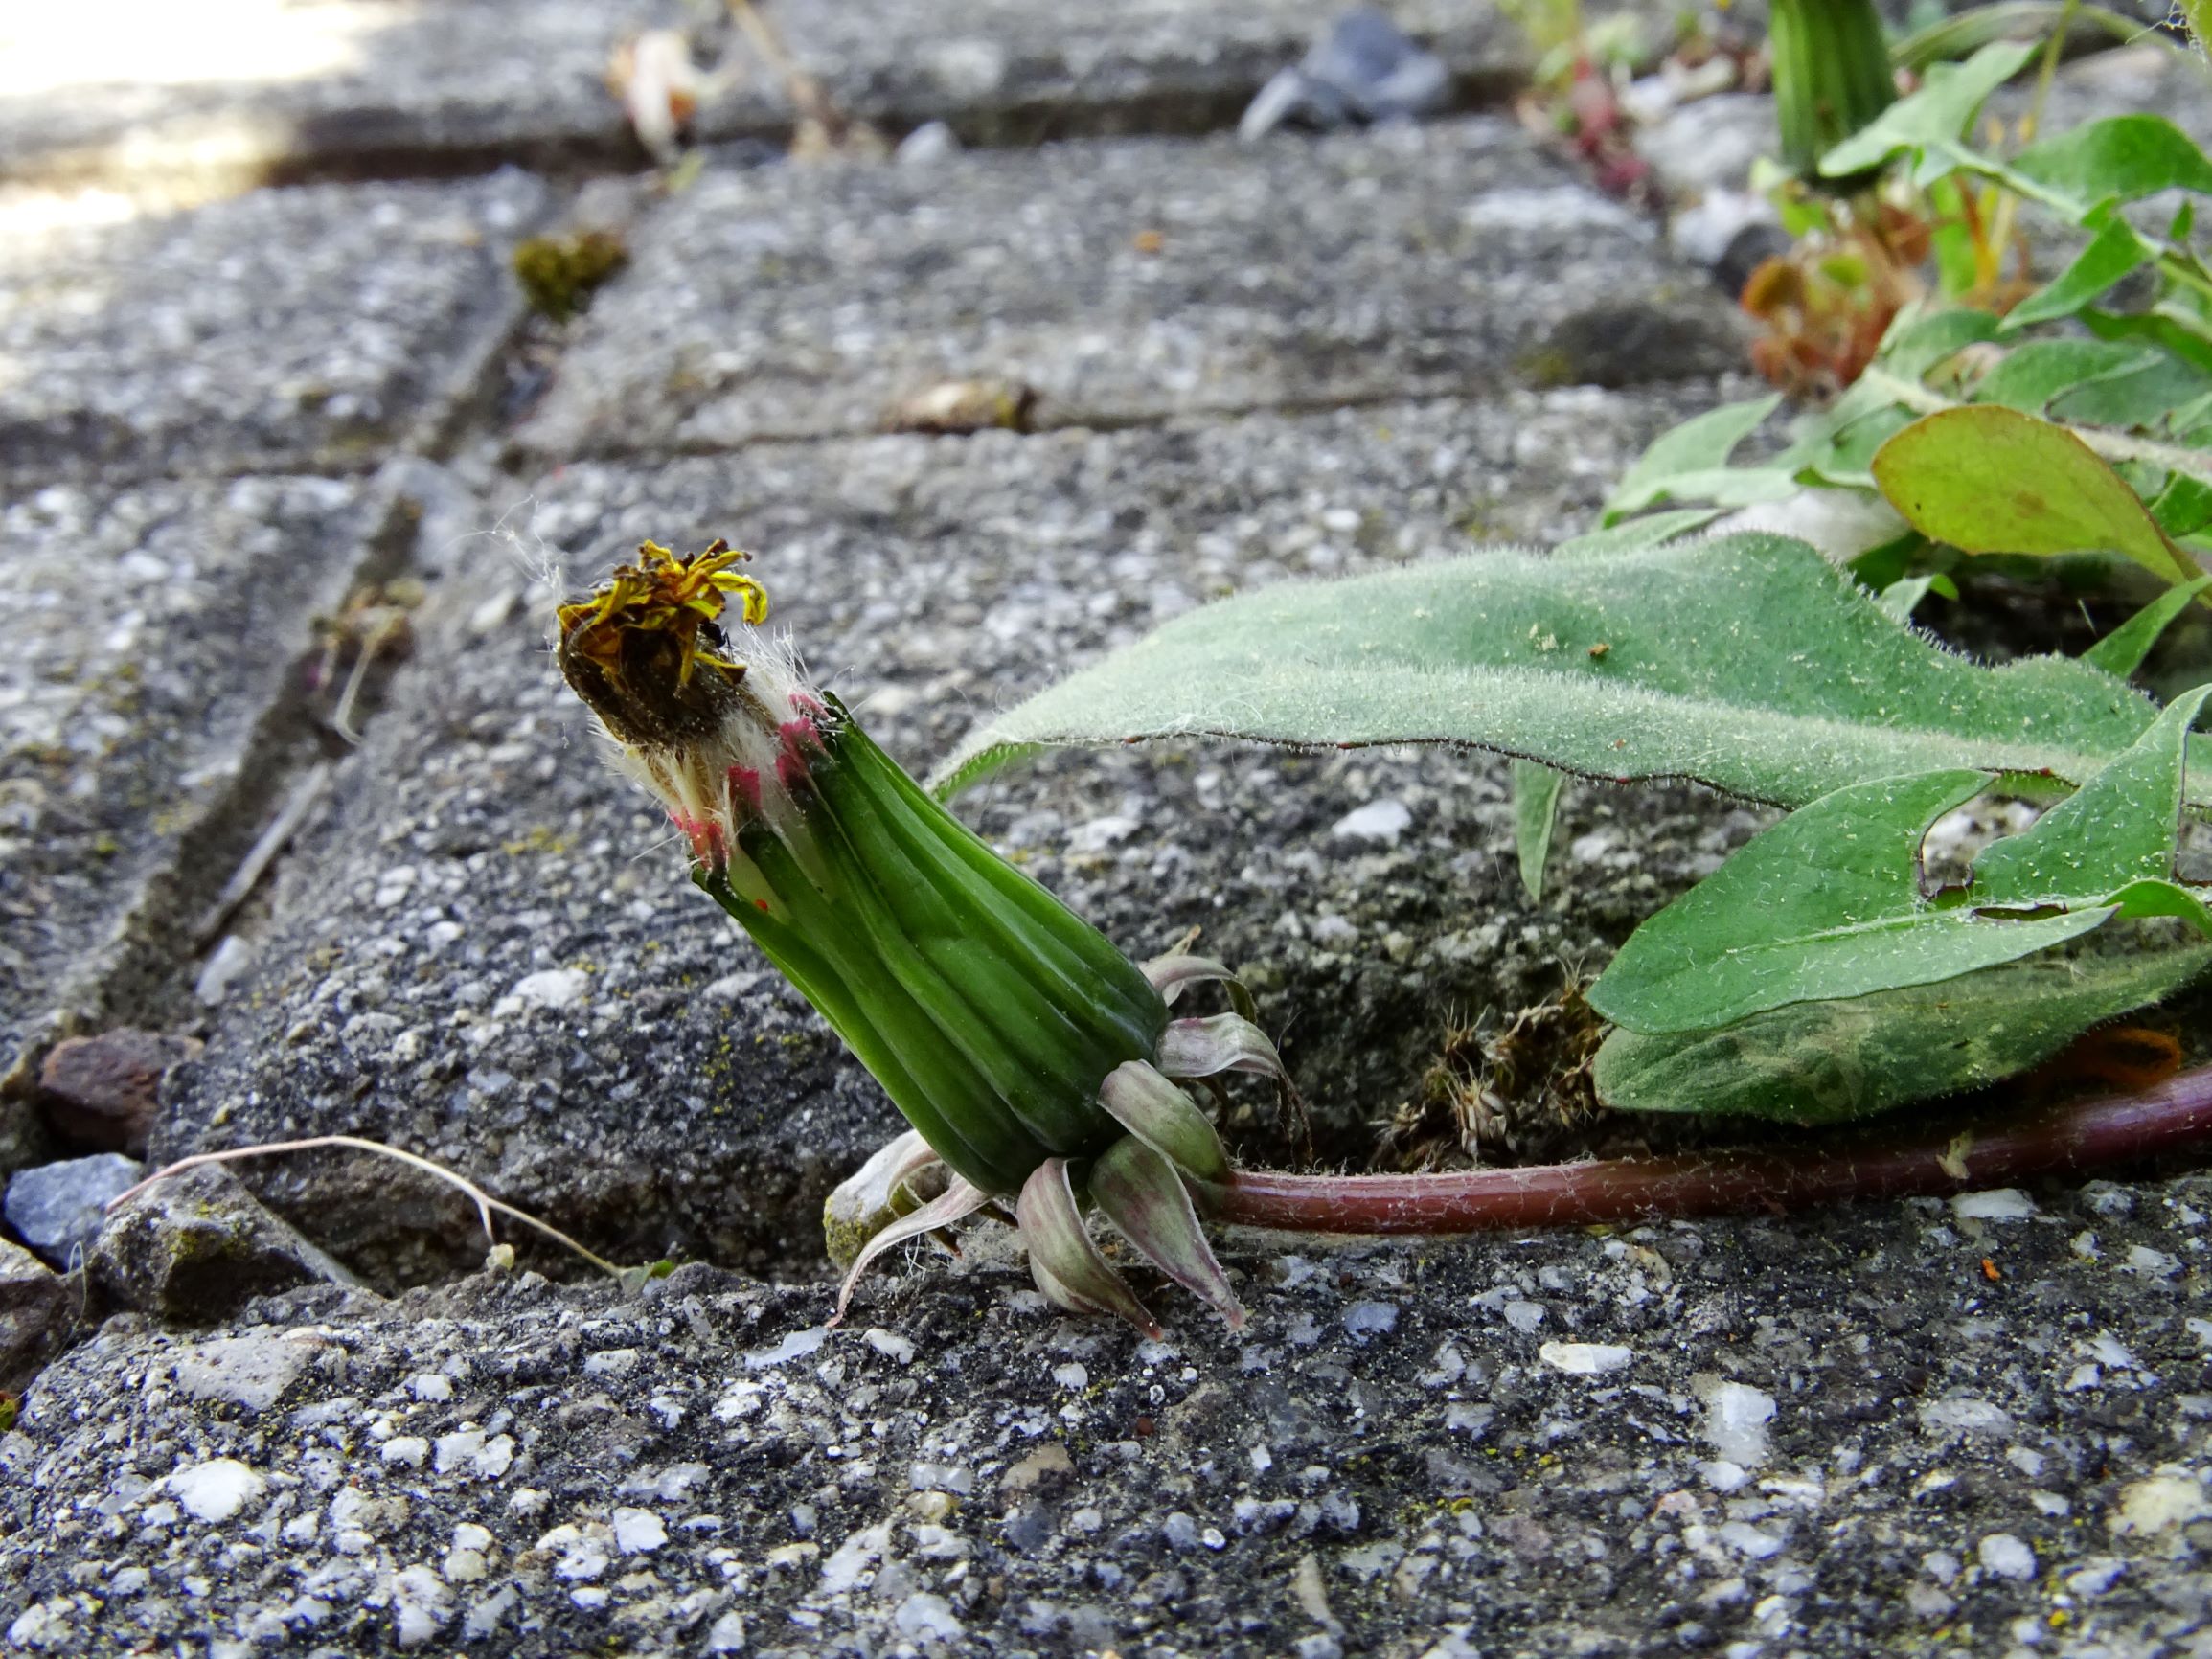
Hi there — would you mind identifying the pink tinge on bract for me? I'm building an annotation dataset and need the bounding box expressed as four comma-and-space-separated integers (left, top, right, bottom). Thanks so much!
1015, 1158, 1161, 1337
832, 1174, 993, 1326
1088, 1136, 1246, 1330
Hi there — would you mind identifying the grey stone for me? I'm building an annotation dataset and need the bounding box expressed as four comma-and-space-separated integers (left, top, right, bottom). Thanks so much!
0, 473, 385, 1082
90, 1164, 361, 1323
0, 1236, 66, 1388
1239, 6, 1453, 140
156, 385, 1722, 1283
34, 1028, 200, 1155
4, 1152, 142, 1267
0, 170, 547, 485
7, 1166, 2212, 1655
516, 119, 1745, 459
0, 0, 1537, 194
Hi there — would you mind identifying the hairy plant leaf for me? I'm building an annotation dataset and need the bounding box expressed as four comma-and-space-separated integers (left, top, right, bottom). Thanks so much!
1819, 40, 2036, 183
1585, 770, 2115, 1034
1605, 396, 1786, 519
1593, 944, 2212, 1123
2012, 113, 2212, 206
1511, 760, 1564, 902
2002, 218, 2155, 331
1872, 407, 2190, 580
2151, 473, 2212, 538
932, 534, 2191, 810
1973, 685, 2212, 904
1593, 689, 2212, 1035
1972, 340, 2159, 413
2084, 308, 2212, 376
2083, 576, 2212, 676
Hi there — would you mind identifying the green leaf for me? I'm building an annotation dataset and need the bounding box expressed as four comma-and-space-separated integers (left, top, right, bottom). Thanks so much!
1972, 684, 2212, 904
1876, 575, 1946, 619
1881, 307, 2005, 379
2082, 576, 2212, 676
2049, 353, 2212, 433
2013, 114, 2212, 206
1871, 406, 2192, 581
1973, 341, 2158, 414
1585, 770, 2117, 1034
932, 533, 2188, 812
1512, 761, 1565, 902
2152, 474, 2212, 539
1818, 39, 2037, 182
1605, 396, 1786, 520
1593, 944, 2212, 1123
1556, 508, 1725, 557
2002, 220, 2156, 331
2083, 308, 2212, 377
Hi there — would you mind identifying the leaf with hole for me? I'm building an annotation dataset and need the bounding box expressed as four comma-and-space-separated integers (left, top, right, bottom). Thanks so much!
1585, 770, 2115, 1034
1589, 687, 2212, 1035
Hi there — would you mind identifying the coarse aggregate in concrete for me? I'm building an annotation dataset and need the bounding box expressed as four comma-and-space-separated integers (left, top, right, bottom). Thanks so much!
0, 472, 393, 1091
0, 170, 546, 486
5, 1171, 2210, 1657
156, 387, 1740, 1285
0, 0, 1553, 194
515, 119, 1747, 459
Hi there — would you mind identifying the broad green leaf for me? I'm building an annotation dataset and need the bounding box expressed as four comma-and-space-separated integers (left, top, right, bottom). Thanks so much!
1819, 40, 2037, 182
1871, 406, 2191, 581
1556, 508, 1723, 557
1593, 944, 2212, 1123
1605, 396, 1785, 520
1585, 770, 2116, 1034
2082, 576, 2212, 676
1880, 307, 2005, 380
2103, 875, 2212, 932
2003, 220, 2155, 332
1890, 1, 2148, 74
1973, 685, 2212, 904
1972, 341, 2156, 414
2151, 474, 2212, 539
1511, 760, 1565, 902
2013, 114, 2212, 206
932, 534, 2191, 812
2049, 353, 2212, 433
2084, 308, 2212, 377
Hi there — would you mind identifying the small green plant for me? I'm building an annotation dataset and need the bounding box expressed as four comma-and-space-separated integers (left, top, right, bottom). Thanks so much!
932, 63, 2212, 1136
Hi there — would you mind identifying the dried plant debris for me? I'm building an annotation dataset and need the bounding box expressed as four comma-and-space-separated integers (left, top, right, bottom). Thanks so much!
1374, 985, 1608, 1170
881, 378, 1038, 436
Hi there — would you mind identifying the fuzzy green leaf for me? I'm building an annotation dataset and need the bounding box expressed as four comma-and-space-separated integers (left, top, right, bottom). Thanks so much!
1556, 508, 1725, 557
2002, 219, 2155, 331
1593, 944, 2212, 1123
2049, 353, 2212, 433
2082, 577, 2212, 676
1871, 406, 2191, 580
1818, 40, 2037, 183
1973, 685, 2212, 904
1512, 760, 1565, 902
933, 533, 2189, 812
1604, 396, 1787, 520
2012, 113, 2212, 206
1585, 770, 2116, 1034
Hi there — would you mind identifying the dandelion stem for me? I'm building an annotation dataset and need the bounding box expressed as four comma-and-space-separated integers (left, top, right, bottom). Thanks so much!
1197, 1065, 2212, 1234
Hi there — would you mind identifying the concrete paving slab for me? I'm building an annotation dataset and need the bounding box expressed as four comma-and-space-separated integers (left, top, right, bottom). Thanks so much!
0, 170, 546, 487
0, 0, 1547, 193
7, 1170, 2212, 1655
0, 473, 394, 1090
516, 119, 1745, 460
156, 386, 1725, 1284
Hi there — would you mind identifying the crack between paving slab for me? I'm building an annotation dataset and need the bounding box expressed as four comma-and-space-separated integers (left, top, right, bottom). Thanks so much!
5, 62, 1529, 198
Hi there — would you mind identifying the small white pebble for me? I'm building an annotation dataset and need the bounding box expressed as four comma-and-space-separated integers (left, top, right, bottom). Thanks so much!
864, 1329, 915, 1364
166, 1460, 266, 1525
1539, 1341, 1634, 1376
381, 1437, 430, 1469
1979, 1534, 2036, 1580
612, 1508, 668, 1555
